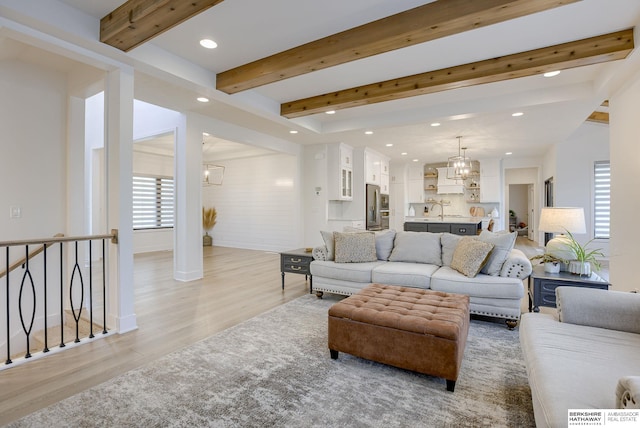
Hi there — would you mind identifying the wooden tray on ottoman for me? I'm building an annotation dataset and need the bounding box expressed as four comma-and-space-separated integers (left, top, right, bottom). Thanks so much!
328, 283, 470, 392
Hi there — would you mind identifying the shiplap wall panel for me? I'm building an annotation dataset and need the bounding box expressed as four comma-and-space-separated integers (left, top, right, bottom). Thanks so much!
202, 153, 300, 251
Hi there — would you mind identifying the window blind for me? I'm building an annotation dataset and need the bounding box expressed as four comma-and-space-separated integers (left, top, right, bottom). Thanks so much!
132, 175, 174, 229
593, 161, 610, 239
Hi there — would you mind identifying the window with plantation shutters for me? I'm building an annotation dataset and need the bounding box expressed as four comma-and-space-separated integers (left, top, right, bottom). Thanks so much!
593, 161, 610, 239
132, 175, 174, 229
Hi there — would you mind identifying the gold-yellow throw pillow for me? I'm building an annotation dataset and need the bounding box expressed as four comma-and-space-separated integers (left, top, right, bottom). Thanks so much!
450, 237, 494, 277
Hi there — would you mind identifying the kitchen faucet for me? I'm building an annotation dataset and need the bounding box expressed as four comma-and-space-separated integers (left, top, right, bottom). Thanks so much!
430, 200, 450, 221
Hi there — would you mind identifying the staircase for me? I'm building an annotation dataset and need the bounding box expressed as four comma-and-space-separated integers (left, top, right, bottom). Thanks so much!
8, 310, 106, 363
1, 232, 115, 368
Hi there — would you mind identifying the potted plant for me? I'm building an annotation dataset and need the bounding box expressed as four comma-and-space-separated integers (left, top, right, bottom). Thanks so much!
529, 253, 567, 274
563, 229, 604, 276
202, 206, 217, 246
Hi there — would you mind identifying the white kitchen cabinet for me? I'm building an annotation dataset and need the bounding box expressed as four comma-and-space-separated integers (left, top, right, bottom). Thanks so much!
380, 158, 390, 175
406, 163, 425, 203
407, 179, 424, 203
327, 143, 353, 201
479, 158, 501, 203
380, 157, 390, 194
407, 163, 424, 181
365, 149, 381, 185
340, 146, 352, 168
381, 172, 390, 195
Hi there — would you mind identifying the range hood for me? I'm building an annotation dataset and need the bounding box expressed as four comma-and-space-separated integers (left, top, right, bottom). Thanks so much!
436, 167, 464, 194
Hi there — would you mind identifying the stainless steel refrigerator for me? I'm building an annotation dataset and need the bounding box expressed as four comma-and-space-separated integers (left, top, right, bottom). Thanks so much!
366, 184, 382, 230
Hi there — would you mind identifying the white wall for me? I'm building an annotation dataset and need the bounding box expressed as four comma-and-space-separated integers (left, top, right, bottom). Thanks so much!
0, 59, 67, 240
133, 100, 181, 140
555, 122, 610, 256
303, 144, 329, 247
0, 59, 69, 355
202, 153, 301, 251
609, 70, 640, 292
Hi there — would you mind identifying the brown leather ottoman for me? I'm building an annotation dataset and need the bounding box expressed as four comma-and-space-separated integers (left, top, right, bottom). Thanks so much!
328, 283, 470, 392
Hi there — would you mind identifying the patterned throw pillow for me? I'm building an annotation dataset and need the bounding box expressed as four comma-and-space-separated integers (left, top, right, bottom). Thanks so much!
450, 237, 494, 277
334, 231, 377, 263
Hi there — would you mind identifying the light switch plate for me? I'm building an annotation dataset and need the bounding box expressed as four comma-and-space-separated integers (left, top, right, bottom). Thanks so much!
10, 206, 21, 218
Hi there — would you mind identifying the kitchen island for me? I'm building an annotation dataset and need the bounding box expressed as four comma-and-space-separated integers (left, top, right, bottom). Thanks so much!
404, 217, 482, 235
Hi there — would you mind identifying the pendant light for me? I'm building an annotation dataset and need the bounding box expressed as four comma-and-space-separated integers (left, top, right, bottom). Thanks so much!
447, 136, 471, 181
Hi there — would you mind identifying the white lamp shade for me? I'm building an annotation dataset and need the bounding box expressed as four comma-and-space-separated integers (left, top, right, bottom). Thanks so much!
538, 207, 586, 234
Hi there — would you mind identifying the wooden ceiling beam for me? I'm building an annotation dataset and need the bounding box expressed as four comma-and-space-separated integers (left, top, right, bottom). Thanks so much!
587, 111, 609, 124
217, 0, 581, 94
101, 0, 224, 52
281, 29, 634, 119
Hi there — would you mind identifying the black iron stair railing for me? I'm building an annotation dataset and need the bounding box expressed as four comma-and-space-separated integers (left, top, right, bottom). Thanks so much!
1, 232, 117, 366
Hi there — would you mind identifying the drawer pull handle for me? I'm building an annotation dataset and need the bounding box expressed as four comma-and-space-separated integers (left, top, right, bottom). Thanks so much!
291, 258, 302, 263
291, 266, 302, 271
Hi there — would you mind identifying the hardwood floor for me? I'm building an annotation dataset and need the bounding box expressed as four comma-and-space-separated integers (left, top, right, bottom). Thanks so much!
0, 238, 608, 425
0, 246, 308, 425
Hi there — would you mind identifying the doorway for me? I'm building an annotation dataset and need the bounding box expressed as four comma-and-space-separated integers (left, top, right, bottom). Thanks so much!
508, 184, 530, 238
544, 177, 554, 245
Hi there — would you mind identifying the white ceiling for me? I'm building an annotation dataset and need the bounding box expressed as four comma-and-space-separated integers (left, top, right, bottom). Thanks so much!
35, 1, 640, 162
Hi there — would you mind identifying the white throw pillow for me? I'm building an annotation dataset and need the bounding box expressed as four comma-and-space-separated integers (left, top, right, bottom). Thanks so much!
441, 233, 464, 266
478, 230, 517, 276
374, 229, 396, 261
320, 230, 335, 261
388, 231, 442, 265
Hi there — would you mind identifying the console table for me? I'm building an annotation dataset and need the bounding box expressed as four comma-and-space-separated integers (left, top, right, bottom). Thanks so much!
280, 248, 313, 293
528, 265, 610, 312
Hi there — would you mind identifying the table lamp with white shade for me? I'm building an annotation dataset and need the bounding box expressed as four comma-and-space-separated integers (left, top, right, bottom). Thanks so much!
537, 207, 586, 271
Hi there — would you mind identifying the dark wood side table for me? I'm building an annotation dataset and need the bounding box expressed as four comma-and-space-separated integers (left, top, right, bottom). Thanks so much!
528, 265, 610, 312
280, 248, 313, 293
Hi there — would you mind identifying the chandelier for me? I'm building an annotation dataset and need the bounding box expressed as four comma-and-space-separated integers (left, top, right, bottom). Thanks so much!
447, 136, 471, 181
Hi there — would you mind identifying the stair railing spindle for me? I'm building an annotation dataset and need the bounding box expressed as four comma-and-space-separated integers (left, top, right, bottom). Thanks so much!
43, 245, 49, 352
89, 240, 94, 338
102, 238, 107, 335
5, 247, 11, 365
59, 242, 65, 348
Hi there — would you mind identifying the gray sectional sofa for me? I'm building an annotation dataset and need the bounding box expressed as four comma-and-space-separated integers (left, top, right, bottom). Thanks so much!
520, 287, 640, 427
311, 229, 532, 328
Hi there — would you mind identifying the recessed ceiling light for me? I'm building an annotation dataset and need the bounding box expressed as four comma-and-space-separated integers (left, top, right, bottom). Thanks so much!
386, 143, 393, 147
289, 130, 298, 134
365, 131, 373, 135
512, 112, 524, 117
197, 97, 209, 103
202, 132, 210, 136
412, 158, 419, 162
543, 70, 561, 78
431, 122, 441, 127
199, 39, 218, 49
325, 110, 336, 115
505, 152, 513, 155
401, 152, 408, 156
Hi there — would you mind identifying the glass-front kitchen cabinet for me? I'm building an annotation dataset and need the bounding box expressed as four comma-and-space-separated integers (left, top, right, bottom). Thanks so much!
328, 143, 353, 201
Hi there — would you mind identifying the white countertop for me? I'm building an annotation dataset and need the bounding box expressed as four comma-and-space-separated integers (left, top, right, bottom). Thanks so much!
405, 216, 486, 224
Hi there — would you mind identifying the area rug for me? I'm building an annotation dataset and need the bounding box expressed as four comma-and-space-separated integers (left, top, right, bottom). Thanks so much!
9, 294, 535, 427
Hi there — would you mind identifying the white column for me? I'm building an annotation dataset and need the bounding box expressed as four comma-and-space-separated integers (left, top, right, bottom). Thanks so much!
609, 73, 640, 292
173, 113, 203, 281
105, 67, 137, 332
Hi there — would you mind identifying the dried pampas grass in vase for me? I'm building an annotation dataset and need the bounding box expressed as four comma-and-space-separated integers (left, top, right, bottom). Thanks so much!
202, 207, 217, 246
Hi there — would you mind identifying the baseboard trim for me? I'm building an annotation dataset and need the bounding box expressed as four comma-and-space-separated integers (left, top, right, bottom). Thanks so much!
174, 269, 203, 282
